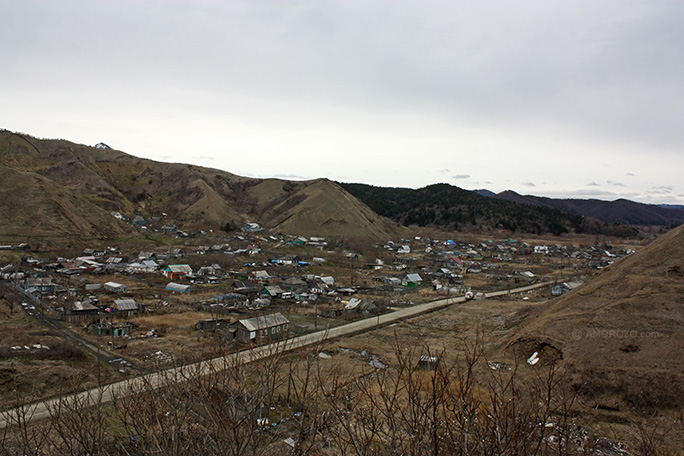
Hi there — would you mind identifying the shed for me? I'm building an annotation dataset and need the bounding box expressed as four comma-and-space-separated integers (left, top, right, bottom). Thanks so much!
402, 273, 423, 287
104, 282, 129, 293
114, 298, 139, 313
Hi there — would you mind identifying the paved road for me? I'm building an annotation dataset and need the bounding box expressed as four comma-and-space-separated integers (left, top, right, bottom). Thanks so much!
0, 281, 551, 429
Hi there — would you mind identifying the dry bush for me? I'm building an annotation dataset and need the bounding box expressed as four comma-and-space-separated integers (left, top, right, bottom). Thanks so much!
1, 336, 681, 455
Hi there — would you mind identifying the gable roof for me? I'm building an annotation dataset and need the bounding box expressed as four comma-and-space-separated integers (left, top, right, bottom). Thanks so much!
165, 264, 193, 274
238, 312, 289, 332
404, 273, 423, 283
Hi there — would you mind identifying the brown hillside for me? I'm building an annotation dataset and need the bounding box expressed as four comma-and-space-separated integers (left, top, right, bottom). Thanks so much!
0, 130, 399, 239
262, 179, 399, 238
0, 166, 136, 242
508, 224, 684, 410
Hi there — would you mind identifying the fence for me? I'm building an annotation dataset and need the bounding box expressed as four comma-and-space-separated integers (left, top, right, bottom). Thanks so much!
11, 282, 64, 319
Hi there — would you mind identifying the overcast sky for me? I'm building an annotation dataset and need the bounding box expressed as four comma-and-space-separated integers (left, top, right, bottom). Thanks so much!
2, 1, 683, 204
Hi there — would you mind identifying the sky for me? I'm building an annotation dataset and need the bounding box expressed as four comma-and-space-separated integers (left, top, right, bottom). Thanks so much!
1, 0, 683, 204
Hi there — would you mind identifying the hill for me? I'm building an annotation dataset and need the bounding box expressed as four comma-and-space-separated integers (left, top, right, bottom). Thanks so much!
340, 182, 584, 235
0, 130, 399, 241
495, 190, 684, 227
0, 166, 135, 242
507, 223, 684, 411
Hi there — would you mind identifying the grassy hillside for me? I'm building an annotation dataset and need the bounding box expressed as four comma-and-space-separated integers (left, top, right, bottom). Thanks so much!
507, 223, 684, 411
0, 130, 398, 240
0, 166, 136, 242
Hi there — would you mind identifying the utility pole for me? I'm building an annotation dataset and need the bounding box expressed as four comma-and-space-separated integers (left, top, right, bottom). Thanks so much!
314, 301, 318, 331
97, 316, 101, 386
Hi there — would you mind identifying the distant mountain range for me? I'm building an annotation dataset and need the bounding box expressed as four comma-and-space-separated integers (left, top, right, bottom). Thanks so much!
485, 190, 684, 227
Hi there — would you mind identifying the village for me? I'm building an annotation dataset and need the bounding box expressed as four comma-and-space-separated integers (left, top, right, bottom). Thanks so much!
0, 218, 635, 372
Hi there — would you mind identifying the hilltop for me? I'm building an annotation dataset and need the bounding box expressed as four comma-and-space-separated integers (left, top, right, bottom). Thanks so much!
0, 130, 399, 242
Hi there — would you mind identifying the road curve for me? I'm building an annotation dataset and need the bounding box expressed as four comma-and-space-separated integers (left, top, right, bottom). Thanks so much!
0, 281, 551, 428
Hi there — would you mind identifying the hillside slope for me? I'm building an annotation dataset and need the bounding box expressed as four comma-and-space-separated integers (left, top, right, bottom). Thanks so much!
0, 130, 399, 240
0, 166, 135, 241
508, 224, 684, 410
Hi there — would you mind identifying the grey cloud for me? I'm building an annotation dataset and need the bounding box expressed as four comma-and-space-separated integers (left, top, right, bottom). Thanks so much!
452, 174, 470, 179
586, 182, 600, 186
548, 189, 618, 197
521, 181, 536, 187
606, 181, 625, 187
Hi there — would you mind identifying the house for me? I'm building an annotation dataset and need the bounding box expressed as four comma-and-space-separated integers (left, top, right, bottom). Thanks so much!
232, 312, 289, 344
242, 222, 263, 233
198, 264, 222, 277
249, 270, 271, 284
90, 319, 136, 337
319, 276, 335, 286
127, 260, 159, 273
132, 215, 146, 226
380, 277, 401, 287
262, 285, 284, 298
516, 271, 537, 283
212, 293, 249, 306
69, 300, 99, 318
344, 297, 362, 310
534, 245, 549, 254
24, 277, 53, 293
138, 252, 156, 261
552, 281, 583, 296
274, 254, 299, 266
104, 282, 129, 293
402, 273, 423, 287
290, 237, 307, 247
232, 281, 262, 297
281, 276, 306, 291
163, 264, 193, 280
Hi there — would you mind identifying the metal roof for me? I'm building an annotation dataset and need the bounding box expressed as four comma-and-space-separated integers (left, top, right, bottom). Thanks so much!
166, 282, 191, 292
165, 264, 193, 274
238, 313, 289, 332
114, 299, 139, 311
